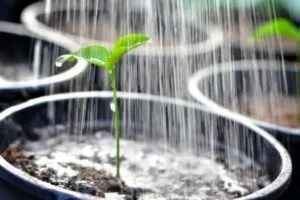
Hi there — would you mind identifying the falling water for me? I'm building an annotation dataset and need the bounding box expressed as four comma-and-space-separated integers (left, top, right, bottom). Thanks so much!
15, 0, 294, 199
40, 0, 223, 97
33, 40, 42, 80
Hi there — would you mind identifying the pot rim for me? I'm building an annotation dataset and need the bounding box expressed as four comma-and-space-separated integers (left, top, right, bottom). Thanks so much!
188, 59, 300, 135
21, 2, 224, 57
0, 21, 88, 90
0, 91, 292, 200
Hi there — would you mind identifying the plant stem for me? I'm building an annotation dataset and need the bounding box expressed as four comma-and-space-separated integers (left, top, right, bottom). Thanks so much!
111, 67, 121, 178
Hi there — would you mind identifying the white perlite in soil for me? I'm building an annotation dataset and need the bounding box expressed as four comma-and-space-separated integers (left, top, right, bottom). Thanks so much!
22, 130, 270, 200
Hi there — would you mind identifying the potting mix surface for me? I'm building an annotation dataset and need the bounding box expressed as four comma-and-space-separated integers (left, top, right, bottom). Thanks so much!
2, 127, 270, 200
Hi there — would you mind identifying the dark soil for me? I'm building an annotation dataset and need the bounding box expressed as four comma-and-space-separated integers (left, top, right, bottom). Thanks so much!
0, 132, 269, 200
1, 146, 146, 199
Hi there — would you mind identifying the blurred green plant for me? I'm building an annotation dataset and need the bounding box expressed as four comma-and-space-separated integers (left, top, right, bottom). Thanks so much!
56, 33, 150, 178
253, 18, 300, 45
252, 17, 300, 58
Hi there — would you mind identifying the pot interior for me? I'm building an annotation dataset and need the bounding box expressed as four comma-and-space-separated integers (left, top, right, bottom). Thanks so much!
0, 29, 71, 83
197, 61, 300, 129
37, 0, 207, 48
0, 93, 286, 199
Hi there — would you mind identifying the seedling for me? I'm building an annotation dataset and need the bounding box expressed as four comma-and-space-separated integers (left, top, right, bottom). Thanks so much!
56, 33, 150, 178
252, 18, 300, 55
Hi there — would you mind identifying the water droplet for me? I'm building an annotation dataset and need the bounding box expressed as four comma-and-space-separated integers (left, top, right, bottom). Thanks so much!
55, 56, 66, 68
56, 55, 73, 68
110, 102, 116, 112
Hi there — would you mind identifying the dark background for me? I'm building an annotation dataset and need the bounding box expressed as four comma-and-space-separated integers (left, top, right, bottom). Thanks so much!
0, 0, 39, 23
0, 0, 40, 198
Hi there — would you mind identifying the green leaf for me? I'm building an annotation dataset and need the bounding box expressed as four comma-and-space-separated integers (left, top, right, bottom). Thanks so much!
75, 44, 111, 69
252, 18, 300, 43
109, 34, 150, 64
114, 34, 150, 52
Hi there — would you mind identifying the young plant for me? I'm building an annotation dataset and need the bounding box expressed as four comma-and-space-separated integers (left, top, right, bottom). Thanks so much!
56, 33, 150, 178
252, 18, 300, 53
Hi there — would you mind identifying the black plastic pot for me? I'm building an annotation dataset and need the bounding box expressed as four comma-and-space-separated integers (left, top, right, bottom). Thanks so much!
0, 178, 39, 200
188, 60, 300, 134
188, 59, 300, 193
22, 1, 223, 97
0, 91, 292, 200
0, 21, 88, 109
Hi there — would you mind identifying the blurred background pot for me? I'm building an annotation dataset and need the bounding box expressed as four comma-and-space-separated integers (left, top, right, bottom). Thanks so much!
189, 60, 300, 140
22, 0, 223, 98
0, 21, 88, 110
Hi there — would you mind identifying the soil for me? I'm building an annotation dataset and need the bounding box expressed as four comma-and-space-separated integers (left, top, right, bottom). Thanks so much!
236, 95, 300, 128
1, 130, 270, 200
1, 145, 145, 199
